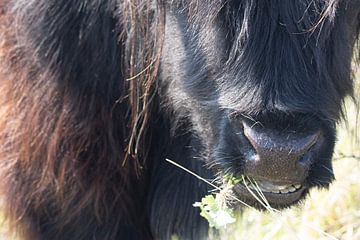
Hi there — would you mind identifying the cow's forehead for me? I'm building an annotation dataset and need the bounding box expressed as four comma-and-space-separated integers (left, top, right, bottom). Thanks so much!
162, 0, 359, 119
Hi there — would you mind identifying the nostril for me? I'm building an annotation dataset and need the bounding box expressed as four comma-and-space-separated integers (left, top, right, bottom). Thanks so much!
242, 121, 320, 158
297, 151, 313, 170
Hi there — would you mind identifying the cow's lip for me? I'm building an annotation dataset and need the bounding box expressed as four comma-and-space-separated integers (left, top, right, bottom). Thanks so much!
232, 177, 306, 206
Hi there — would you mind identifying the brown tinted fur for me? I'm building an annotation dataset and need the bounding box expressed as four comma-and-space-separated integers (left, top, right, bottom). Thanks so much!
0, 1, 164, 238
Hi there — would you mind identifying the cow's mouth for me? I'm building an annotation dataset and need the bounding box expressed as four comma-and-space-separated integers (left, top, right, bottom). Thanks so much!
232, 176, 307, 207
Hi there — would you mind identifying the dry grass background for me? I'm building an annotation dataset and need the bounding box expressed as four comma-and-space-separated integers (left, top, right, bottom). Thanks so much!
0, 72, 359, 240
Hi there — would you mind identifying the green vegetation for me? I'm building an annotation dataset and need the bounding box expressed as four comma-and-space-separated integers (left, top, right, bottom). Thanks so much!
193, 175, 241, 229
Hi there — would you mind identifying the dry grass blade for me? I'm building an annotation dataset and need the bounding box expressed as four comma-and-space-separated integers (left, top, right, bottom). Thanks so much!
246, 177, 278, 213
241, 176, 273, 211
165, 158, 254, 209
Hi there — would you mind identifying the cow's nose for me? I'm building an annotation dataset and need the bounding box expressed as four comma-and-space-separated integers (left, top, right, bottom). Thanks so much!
242, 122, 321, 183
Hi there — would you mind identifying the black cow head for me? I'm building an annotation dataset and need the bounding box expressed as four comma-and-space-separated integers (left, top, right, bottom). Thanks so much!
160, 0, 360, 208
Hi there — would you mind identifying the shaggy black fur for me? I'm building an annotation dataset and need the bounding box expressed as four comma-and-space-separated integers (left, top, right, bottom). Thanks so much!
0, 0, 359, 240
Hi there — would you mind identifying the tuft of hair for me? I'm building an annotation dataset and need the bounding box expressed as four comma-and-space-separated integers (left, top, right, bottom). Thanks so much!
0, 0, 164, 238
